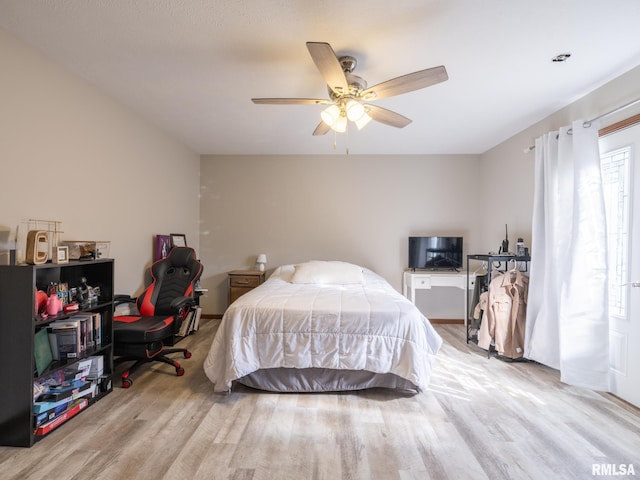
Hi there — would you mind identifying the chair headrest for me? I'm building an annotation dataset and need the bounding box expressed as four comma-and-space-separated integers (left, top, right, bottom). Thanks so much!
151, 247, 201, 281
165, 246, 197, 267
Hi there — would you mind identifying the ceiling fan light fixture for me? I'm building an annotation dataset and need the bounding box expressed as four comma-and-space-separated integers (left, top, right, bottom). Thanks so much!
321, 105, 341, 127
346, 100, 365, 122
355, 112, 372, 130
333, 115, 347, 133
252, 42, 449, 138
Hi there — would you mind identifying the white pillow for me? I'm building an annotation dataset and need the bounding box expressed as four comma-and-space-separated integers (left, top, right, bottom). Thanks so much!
290, 261, 364, 285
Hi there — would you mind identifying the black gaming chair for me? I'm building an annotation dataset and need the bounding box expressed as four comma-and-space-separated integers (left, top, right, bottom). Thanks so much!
114, 246, 203, 388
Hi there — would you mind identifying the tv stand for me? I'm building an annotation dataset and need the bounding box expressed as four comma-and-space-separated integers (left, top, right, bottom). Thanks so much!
402, 270, 475, 322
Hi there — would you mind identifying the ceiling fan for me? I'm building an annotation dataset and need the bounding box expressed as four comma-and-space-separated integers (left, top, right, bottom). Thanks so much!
252, 42, 448, 136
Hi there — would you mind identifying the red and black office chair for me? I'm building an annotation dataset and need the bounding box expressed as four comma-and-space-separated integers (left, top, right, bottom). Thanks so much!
114, 246, 203, 388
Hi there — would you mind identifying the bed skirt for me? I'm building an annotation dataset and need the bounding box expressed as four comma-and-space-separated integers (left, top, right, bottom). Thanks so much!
236, 367, 420, 394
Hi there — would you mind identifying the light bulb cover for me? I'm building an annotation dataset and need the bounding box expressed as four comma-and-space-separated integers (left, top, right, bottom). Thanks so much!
332, 115, 347, 132
346, 100, 365, 121
355, 112, 372, 130
320, 105, 340, 127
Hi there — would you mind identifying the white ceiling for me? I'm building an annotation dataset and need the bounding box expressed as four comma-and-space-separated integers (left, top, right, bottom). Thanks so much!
2, 0, 640, 155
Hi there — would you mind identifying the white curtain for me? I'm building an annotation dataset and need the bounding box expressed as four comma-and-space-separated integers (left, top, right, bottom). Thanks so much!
525, 119, 610, 391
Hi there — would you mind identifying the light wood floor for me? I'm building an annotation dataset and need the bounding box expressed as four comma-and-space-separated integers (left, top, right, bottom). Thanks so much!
1, 320, 639, 480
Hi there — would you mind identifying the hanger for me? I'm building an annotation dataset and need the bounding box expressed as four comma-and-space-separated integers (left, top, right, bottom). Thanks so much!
508, 258, 518, 280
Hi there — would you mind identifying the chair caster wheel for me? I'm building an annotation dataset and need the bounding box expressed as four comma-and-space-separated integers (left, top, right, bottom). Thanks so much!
176, 367, 185, 376
184, 351, 192, 359
122, 378, 133, 388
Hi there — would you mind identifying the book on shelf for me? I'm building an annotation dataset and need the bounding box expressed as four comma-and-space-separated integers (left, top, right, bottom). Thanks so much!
33, 381, 96, 413
192, 306, 202, 333
47, 332, 59, 361
34, 398, 89, 436
48, 321, 81, 360
92, 312, 102, 346
47, 312, 102, 361
34, 399, 73, 427
34, 327, 53, 376
74, 315, 89, 352
177, 309, 195, 337
68, 313, 101, 350
86, 355, 104, 377
44, 378, 85, 393
38, 380, 92, 403
176, 306, 203, 337
33, 394, 71, 414
72, 359, 93, 381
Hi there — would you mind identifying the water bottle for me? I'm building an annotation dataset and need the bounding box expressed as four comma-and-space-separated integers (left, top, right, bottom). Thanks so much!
517, 238, 525, 257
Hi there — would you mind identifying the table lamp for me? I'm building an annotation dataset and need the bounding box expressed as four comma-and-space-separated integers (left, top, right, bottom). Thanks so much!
256, 253, 267, 271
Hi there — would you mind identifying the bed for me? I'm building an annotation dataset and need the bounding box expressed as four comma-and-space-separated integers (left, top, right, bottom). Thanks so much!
203, 261, 443, 393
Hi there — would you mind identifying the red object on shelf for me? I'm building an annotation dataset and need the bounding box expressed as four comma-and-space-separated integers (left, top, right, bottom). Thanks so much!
63, 302, 80, 313
35, 290, 47, 315
34, 398, 88, 436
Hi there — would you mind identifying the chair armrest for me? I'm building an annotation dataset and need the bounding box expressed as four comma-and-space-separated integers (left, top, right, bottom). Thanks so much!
114, 294, 137, 306
170, 296, 195, 312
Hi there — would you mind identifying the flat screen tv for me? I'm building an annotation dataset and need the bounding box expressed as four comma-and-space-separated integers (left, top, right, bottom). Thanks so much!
408, 236, 463, 270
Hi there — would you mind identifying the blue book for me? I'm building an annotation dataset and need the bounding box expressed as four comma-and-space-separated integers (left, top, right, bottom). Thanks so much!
34, 400, 72, 426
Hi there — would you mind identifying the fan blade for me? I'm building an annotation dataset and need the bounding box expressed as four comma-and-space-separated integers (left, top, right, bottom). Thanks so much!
313, 122, 331, 136
252, 98, 333, 105
360, 66, 448, 100
306, 42, 349, 97
365, 104, 412, 128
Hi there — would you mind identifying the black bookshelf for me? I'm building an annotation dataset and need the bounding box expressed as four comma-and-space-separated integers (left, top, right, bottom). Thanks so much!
0, 259, 114, 447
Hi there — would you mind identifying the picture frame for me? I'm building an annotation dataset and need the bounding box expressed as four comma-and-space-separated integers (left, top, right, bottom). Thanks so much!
154, 234, 171, 261
170, 233, 187, 248
52, 246, 69, 264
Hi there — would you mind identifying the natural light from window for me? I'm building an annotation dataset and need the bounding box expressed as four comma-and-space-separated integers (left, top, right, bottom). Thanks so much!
600, 145, 631, 318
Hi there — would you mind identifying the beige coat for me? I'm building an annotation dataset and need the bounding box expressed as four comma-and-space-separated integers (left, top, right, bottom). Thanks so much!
478, 270, 529, 359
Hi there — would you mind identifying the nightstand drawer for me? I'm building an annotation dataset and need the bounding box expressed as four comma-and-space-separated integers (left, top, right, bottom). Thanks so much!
227, 270, 266, 306
230, 276, 261, 287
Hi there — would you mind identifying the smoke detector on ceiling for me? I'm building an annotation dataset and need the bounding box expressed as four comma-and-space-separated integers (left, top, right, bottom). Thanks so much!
552, 53, 571, 62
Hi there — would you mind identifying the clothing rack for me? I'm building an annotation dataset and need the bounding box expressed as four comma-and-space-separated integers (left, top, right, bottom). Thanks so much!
524, 96, 640, 152
465, 253, 530, 345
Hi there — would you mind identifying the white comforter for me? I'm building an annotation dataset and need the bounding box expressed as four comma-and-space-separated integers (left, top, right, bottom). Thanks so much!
203, 264, 442, 392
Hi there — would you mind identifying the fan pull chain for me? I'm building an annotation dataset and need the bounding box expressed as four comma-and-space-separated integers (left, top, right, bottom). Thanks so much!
330, 124, 349, 154
345, 120, 350, 155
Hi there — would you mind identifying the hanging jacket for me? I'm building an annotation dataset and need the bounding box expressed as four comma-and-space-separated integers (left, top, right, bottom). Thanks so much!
478, 270, 529, 359
468, 273, 488, 328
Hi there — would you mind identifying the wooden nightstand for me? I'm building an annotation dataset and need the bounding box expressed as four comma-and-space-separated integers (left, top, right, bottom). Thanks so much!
228, 270, 265, 305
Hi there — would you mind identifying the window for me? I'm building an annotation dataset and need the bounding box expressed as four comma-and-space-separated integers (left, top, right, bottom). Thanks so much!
600, 146, 631, 317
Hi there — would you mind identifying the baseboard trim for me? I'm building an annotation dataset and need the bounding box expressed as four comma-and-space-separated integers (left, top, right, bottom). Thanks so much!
429, 318, 464, 324
201, 313, 223, 320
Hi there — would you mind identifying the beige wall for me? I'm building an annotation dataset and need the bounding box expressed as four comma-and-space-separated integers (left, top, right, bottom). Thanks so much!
199, 154, 481, 315
479, 64, 640, 252
199, 65, 640, 317
0, 27, 200, 296
3, 22, 638, 319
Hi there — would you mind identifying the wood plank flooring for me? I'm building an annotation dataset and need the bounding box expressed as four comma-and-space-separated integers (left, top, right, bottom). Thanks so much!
1, 320, 638, 480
